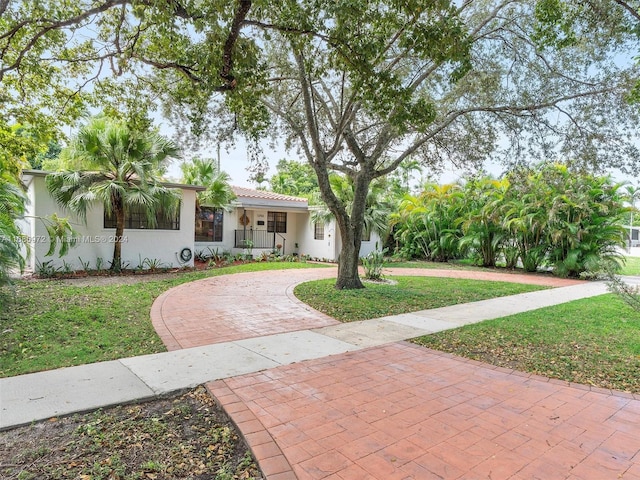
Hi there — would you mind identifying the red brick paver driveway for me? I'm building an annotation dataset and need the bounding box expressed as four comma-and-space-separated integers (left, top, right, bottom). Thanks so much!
151, 267, 339, 350
152, 267, 640, 479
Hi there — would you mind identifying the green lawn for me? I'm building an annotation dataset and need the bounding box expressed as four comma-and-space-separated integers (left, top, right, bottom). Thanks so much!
414, 294, 640, 393
386, 259, 482, 270
620, 255, 640, 275
294, 276, 546, 322
391, 255, 640, 276
0, 262, 326, 378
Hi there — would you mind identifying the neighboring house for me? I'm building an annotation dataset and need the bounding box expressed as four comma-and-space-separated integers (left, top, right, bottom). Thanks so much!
19, 170, 380, 271
626, 225, 640, 248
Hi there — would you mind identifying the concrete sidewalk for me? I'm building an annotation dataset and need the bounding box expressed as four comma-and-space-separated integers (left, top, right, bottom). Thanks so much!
0, 279, 608, 430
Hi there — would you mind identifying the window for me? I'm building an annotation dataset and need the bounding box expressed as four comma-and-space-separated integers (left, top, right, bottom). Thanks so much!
314, 222, 324, 240
362, 228, 371, 241
195, 207, 224, 242
267, 211, 287, 233
104, 204, 180, 230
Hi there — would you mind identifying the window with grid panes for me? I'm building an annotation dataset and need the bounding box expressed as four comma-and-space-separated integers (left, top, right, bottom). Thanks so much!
267, 211, 287, 233
104, 204, 180, 230
314, 222, 324, 240
195, 207, 224, 241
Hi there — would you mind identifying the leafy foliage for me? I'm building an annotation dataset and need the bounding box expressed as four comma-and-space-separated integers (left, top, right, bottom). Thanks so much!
0, 179, 27, 285
269, 159, 319, 198
391, 183, 464, 262
181, 157, 236, 209
46, 116, 182, 271
392, 164, 628, 277
458, 178, 510, 268
361, 245, 388, 281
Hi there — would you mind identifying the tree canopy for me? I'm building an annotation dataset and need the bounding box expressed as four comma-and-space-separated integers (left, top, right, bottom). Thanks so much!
269, 159, 319, 198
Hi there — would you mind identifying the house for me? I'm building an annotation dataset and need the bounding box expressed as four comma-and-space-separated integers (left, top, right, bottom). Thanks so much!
20, 170, 203, 272
19, 170, 380, 271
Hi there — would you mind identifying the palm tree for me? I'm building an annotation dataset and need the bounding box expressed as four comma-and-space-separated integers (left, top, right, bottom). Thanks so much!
46, 117, 181, 271
0, 179, 26, 285
180, 157, 235, 209
391, 183, 464, 261
458, 177, 510, 268
543, 164, 626, 277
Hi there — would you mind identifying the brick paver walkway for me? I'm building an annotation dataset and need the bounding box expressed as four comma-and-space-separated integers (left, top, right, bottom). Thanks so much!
152, 267, 640, 479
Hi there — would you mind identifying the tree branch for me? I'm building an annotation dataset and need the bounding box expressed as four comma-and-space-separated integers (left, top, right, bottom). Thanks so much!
219, 0, 252, 89
613, 0, 640, 23
374, 85, 621, 178
0, 0, 129, 79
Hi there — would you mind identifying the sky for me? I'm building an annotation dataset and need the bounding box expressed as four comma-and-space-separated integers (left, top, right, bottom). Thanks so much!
163, 133, 495, 190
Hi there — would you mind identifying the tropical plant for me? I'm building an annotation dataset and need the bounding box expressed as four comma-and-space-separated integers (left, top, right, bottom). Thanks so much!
46, 116, 181, 271
458, 177, 510, 268
502, 168, 552, 272
0, 179, 27, 285
543, 165, 627, 277
181, 157, 235, 207
361, 245, 388, 280
391, 183, 464, 262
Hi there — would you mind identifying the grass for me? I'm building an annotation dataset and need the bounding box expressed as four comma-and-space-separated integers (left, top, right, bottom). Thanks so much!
413, 294, 640, 393
391, 255, 640, 276
0, 386, 261, 479
294, 276, 547, 322
386, 259, 483, 270
620, 255, 640, 275
0, 262, 326, 378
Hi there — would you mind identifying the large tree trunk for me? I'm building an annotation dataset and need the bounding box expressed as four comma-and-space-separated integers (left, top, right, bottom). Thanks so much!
335, 223, 363, 289
334, 174, 371, 289
111, 201, 125, 271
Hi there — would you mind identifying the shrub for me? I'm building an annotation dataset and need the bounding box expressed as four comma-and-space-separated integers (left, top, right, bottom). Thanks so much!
362, 246, 388, 280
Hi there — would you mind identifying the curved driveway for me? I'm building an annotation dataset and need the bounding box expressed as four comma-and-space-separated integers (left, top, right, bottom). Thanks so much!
151, 267, 640, 480
151, 266, 581, 351
151, 267, 340, 350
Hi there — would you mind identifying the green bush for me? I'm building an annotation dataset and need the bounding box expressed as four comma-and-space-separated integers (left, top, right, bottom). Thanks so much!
362, 246, 388, 280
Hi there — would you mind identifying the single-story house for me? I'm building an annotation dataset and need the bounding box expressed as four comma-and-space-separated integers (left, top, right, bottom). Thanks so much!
19, 170, 380, 272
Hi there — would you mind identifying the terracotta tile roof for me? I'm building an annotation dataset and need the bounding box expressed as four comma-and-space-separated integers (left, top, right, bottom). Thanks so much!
231, 186, 307, 202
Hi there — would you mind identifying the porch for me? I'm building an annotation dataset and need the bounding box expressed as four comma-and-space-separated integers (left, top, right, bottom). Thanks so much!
235, 228, 287, 253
